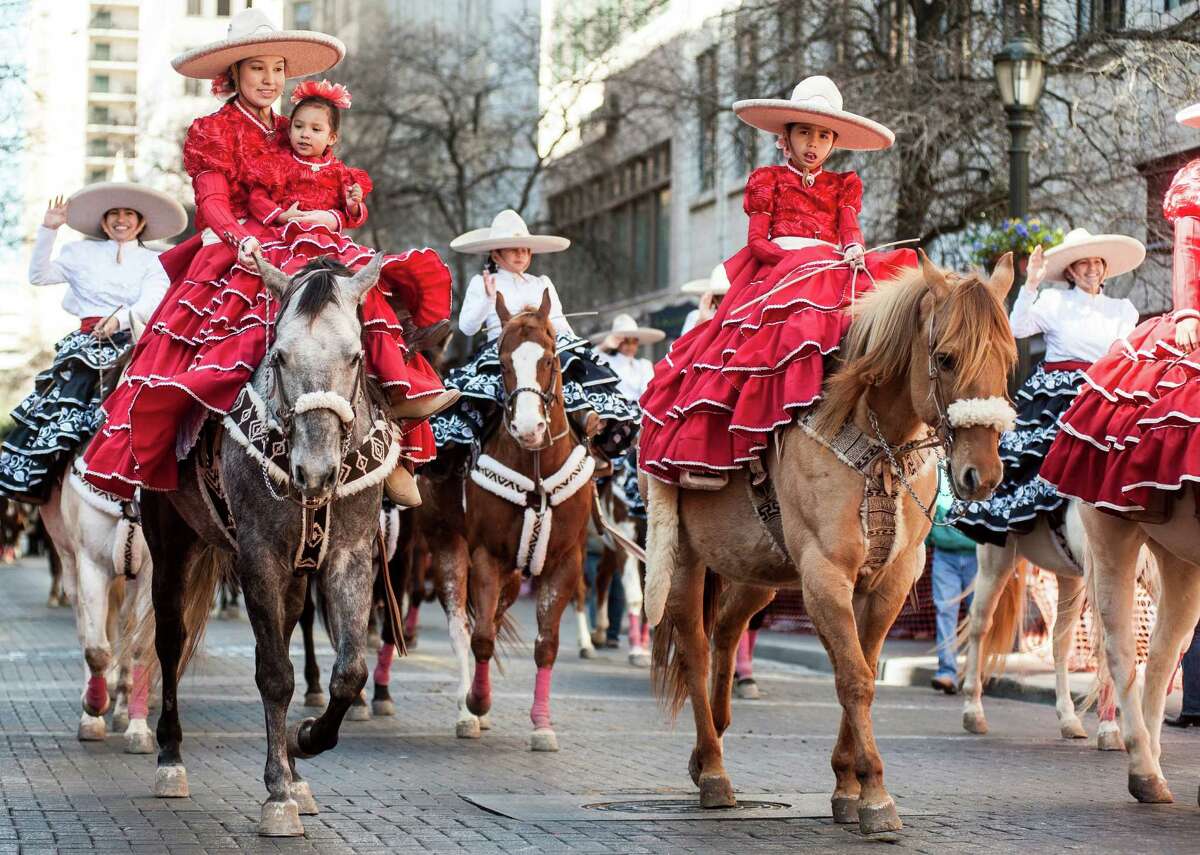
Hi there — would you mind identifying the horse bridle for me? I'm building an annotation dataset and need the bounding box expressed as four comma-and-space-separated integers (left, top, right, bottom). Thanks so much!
499, 326, 570, 452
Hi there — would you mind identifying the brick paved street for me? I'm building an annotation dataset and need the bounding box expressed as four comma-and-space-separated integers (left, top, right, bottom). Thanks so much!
1, 556, 1198, 854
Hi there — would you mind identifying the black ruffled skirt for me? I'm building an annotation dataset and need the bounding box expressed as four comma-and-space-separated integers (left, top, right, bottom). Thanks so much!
0, 329, 131, 503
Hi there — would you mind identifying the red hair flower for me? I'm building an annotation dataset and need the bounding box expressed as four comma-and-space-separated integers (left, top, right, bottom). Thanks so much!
290, 79, 352, 110
211, 70, 236, 98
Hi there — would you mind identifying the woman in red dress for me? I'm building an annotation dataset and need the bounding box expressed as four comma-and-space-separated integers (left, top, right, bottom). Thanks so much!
1040, 102, 1200, 514
638, 76, 916, 489
82, 11, 452, 506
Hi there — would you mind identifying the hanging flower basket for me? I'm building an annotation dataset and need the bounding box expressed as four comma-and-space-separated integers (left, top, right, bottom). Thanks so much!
966, 217, 1064, 273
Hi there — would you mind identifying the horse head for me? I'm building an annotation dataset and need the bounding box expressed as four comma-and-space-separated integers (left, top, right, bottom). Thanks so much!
495, 288, 560, 451
255, 250, 384, 502
820, 252, 1018, 501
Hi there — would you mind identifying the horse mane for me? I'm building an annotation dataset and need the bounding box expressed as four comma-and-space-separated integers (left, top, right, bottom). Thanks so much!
814, 264, 1016, 436
281, 257, 349, 319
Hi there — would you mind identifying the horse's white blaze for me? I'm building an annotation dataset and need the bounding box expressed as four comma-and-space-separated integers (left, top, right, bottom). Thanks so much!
509, 341, 547, 441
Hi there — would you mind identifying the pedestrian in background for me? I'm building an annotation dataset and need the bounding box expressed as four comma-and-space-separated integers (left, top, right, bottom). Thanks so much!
1166, 619, 1200, 728
929, 476, 978, 694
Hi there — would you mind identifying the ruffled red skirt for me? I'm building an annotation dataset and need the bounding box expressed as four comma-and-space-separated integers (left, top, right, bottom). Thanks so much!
639, 242, 916, 483
82, 222, 451, 499
1041, 314, 1200, 512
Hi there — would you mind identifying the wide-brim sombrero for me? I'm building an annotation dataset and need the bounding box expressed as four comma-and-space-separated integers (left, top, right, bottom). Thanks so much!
1043, 228, 1146, 283
590, 313, 666, 349
680, 263, 730, 296
450, 209, 570, 255
733, 75, 894, 151
172, 9, 344, 80
67, 182, 188, 242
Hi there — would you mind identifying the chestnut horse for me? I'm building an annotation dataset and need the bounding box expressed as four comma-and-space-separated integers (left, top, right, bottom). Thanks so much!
644, 254, 1018, 835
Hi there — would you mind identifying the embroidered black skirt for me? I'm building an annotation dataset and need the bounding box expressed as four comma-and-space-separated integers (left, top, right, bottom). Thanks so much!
0, 330, 131, 503
430, 333, 640, 460
954, 361, 1087, 546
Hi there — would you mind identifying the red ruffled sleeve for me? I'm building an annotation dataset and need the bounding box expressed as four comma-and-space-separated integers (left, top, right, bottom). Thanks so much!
743, 167, 785, 265
836, 171, 865, 249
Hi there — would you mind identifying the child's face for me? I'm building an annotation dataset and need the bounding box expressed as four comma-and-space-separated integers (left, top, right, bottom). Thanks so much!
290, 103, 337, 158
783, 123, 836, 170
492, 247, 532, 275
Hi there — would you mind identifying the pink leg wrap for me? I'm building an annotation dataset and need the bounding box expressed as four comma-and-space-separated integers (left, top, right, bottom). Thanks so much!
1099, 680, 1117, 722
85, 675, 108, 714
735, 631, 753, 679
128, 666, 149, 719
404, 604, 420, 637
641, 621, 650, 648
373, 643, 395, 686
628, 613, 643, 649
530, 666, 553, 729
470, 661, 491, 705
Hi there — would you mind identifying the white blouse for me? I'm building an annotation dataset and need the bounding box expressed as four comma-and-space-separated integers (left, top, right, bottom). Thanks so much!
598, 351, 654, 402
457, 268, 573, 341
1009, 286, 1139, 363
28, 226, 170, 329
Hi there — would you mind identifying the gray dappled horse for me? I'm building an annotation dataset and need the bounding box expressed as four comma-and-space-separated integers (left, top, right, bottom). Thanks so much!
140, 253, 394, 836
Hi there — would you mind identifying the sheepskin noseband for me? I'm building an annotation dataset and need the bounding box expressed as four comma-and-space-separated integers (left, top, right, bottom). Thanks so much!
946, 396, 1016, 433
293, 391, 356, 423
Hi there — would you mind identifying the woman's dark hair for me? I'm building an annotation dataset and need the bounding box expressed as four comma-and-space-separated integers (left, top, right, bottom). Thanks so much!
484, 255, 499, 275
291, 97, 341, 134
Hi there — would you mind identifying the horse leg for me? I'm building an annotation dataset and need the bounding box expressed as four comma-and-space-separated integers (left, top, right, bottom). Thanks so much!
710, 582, 775, 738
123, 569, 155, 755
960, 540, 1015, 735
528, 544, 585, 753
434, 531, 477, 738
298, 582, 325, 707
1080, 507, 1171, 803
574, 573, 597, 660
107, 577, 131, 733
372, 557, 399, 716
1052, 572, 1088, 739
623, 546, 650, 667
73, 552, 114, 739
592, 549, 614, 647
1096, 670, 1122, 751
466, 546, 502, 723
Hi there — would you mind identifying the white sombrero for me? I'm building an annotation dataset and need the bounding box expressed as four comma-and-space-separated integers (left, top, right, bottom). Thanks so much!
1043, 228, 1146, 283
1176, 102, 1200, 129
67, 182, 188, 242
450, 209, 570, 255
172, 9, 345, 80
679, 263, 731, 296
591, 314, 666, 349
732, 76, 894, 151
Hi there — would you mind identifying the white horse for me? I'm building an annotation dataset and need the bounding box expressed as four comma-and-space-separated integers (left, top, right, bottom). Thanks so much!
40, 465, 154, 754
959, 499, 1120, 748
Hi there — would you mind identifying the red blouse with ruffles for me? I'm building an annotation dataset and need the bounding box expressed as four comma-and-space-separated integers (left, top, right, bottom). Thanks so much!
743, 165, 865, 265
1164, 158, 1200, 317
245, 144, 373, 231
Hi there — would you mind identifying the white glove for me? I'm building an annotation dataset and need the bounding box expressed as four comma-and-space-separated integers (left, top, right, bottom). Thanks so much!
842, 243, 866, 269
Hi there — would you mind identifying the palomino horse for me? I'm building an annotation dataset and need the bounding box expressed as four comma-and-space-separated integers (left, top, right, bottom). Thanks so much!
138, 254, 397, 836
644, 253, 1018, 835
959, 500, 1121, 749
423, 290, 595, 749
1077, 492, 1200, 806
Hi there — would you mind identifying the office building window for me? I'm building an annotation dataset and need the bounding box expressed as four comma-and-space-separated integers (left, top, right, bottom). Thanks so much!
91, 74, 110, 93
217, 0, 232, 15
187, 0, 203, 14
732, 26, 758, 176
1077, 0, 1125, 34
696, 47, 718, 192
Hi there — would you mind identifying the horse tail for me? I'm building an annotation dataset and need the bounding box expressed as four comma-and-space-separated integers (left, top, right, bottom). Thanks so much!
974, 562, 1026, 683
643, 477, 679, 627
651, 567, 721, 720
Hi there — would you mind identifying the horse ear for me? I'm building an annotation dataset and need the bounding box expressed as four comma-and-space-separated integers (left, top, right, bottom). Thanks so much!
495, 291, 512, 325
918, 249, 951, 300
987, 252, 1015, 302
344, 253, 386, 303
538, 288, 552, 319
254, 250, 290, 298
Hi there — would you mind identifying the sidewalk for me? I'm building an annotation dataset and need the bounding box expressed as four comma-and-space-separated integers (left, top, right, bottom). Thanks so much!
755, 628, 1184, 713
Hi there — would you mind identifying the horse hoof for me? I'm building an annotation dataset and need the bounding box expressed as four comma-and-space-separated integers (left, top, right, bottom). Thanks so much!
77, 715, 106, 742
831, 795, 860, 824
591, 630, 607, 647
735, 679, 760, 700
530, 728, 559, 752
1060, 718, 1088, 740
699, 775, 736, 808
154, 765, 189, 798
1097, 728, 1124, 752
372, 698, 395, 717
628, 652, 651, 669
1129, 773, 1173, 804
962, 710, 989, 735
579, 646, 596, 660
478, 714, 492, 731
111, 710, 130, 733
456, 718, 481, 739
124, 728, 155, 755
287, 718, 316, 761
303, 692, 326, 709
347, 702, 371, 722
688, 749, 702, 787
291, 781, 319, 816
859, 799, 903, 834
259, 799, 304, 837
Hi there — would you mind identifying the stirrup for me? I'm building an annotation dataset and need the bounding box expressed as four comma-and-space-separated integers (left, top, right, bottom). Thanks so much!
679, 470, 728, 491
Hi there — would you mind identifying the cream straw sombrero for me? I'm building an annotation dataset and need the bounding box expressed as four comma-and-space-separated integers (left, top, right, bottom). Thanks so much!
591, 314, 666, 349
733, 76, 894, 151
679, 263, 731, 296
1043, 228, 1146, 283
450, 209, 570, 255
172, 9, 344, 80
67, 183, 188, 242
1176, 102, 1200, 129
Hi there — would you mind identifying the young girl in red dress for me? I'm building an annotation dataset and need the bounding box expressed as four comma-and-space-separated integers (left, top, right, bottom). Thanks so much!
638, 76, 916, 489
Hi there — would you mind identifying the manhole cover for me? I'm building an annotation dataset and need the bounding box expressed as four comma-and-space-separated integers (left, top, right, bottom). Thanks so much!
583, 798, 791, 815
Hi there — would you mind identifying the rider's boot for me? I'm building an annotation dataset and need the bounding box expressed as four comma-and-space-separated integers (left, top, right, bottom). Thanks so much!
384, 462, 421, 508
388, 388, 460, 420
